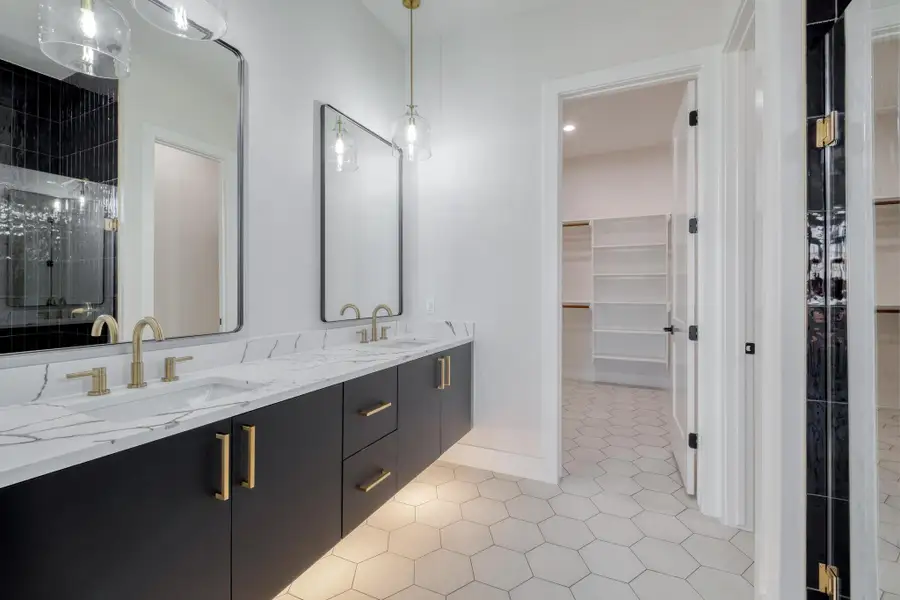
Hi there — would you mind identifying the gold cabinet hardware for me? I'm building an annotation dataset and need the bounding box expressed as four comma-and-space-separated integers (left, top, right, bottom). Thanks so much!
215, 433, 231, 501
104, 217, 119, 232
66, 367, 110, 397
162, 356, 194, 383
360, 402, 393, 417
129, 317, 165, 389
815, 111, 839, 148
91, 315, 120, 344
437, 357, 447, 390
357, 329, 370, 344
340, 303, 361, 319
446, 355, 452, 388
380, 325, 391, 341
358, 470, 392, 493
241, 425, 257, 489
818, 564, 840, 600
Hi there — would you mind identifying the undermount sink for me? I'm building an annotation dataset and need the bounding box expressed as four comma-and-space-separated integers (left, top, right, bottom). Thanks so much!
376, 339, 435, 349
68, 377, 262, 423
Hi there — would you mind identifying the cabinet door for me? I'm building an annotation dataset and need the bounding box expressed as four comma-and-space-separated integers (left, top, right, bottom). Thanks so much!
398, 354, 443, 488
232, 385, 343, 600
0, 420, 233, 600
441, 343, 474, 453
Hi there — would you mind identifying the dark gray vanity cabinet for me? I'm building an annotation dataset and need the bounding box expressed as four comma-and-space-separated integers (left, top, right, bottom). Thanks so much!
441, 343, 474, 453
397, 353, 444, 488
343, 368, 399, 458
231, 385, 343, 600
0, 419, 233, 600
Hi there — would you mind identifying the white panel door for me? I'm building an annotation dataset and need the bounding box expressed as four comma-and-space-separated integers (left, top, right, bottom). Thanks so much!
671, 81, 699, 496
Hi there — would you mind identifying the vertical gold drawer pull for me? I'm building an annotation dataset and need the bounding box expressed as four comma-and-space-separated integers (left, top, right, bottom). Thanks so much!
438, 357, 447, 390
360, 402, 393, 417
358, 470, 392, 493
215, 433, 231, 501
241, 425, 257, 489
446, 355, 452, 388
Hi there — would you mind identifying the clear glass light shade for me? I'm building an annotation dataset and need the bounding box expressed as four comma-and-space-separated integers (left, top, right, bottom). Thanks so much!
38, 0, 131, 79
391, 106, 432, 162
131, 0, 227, 41
328, 120, 359, 173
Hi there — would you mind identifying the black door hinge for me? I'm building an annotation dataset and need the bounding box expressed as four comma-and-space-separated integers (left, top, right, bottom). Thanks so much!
688, 326, 698, 341
745, 342, 756, 355
688, 433, 698, 449
689, 217, 698, 234
689, 110, 699, 127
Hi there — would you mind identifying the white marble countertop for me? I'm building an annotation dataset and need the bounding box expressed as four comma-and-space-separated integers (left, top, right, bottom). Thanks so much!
0, 330, 473, 490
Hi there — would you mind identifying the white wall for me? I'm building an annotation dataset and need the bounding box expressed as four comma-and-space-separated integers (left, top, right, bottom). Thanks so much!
562, 144, 673, 221
413, 0, 730, 477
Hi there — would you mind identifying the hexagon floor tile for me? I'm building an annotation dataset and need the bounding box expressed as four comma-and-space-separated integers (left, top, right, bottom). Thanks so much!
277, 381, 754, 600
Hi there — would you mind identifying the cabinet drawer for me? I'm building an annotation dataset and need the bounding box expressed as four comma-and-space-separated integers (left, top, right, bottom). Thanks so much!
342, 431, 399, 536
343, 367, 398, 459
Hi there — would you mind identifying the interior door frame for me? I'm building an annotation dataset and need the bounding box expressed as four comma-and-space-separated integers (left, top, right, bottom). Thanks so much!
540, 46, 726, 516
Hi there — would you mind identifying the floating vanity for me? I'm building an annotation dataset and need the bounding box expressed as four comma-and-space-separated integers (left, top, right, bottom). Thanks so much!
0, 332, 473, 600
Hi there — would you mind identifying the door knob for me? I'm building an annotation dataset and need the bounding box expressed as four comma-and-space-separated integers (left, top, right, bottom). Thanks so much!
663, 326, 676, 334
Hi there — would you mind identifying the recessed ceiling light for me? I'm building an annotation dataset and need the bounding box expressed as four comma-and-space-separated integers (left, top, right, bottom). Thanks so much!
563, 124, 576, 133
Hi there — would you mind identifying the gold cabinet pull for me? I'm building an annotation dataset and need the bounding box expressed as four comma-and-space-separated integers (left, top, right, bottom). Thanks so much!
446, 355, 452, 388
360, 402, 393, 417
438, 357, 447, 390
358, 470, 392, 493
215, 433, 231, 501
819, 564, 840, 600
241, 425, 257, 489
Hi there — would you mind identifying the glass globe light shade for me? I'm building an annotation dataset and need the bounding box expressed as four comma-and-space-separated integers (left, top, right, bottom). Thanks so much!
38, 0, 131, 79
131, 0, 227, 41
391, 106, 432, 162
328, 118, 359, 174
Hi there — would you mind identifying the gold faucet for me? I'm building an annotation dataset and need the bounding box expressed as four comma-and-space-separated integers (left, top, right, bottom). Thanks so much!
129, 317, 165, 389
340, 303, 361, 319
91, 315, 120, 344
371, 304, 394, 343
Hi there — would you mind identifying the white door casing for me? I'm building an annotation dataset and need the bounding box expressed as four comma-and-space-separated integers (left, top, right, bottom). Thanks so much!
671, 81, 699, 496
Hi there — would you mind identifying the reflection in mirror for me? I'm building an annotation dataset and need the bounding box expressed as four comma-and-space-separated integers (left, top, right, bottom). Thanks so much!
0, 1, 242, 355
321, 105, 402, 323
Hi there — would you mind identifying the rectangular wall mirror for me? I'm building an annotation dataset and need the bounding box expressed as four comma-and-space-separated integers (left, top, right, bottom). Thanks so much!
0, 1, 243, 356
321, 104, 402, 323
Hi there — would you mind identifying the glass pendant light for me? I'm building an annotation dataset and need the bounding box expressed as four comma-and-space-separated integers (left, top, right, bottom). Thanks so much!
131, 0, 227, 41
329, 116, 359, 173
391, 0, 432, 162
38, 0, 131, 79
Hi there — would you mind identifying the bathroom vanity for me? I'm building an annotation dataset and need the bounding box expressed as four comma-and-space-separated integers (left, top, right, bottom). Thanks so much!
0, 336, 473, 600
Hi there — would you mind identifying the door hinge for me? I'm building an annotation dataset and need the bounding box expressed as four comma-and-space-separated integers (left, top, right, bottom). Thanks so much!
745, 342, 756, 355
689, 217, 698, 234
689, 110, 699, 127
104, 217, 119, 232
818, 564, 840, 600
688, 433, 698, 449
815, 111, 839, 148
688, 326, 698, 341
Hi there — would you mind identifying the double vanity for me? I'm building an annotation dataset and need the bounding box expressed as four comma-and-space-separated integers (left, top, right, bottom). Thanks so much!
0, 330, 473, 600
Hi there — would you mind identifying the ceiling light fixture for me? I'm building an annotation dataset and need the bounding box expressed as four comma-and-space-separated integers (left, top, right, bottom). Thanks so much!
563, 124, 577, 133
38, 0, 132, 79
131, 0, 227, 41
391, 0, 432, 162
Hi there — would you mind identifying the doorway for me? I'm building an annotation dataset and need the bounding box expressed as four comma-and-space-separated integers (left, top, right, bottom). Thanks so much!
153, 142, 223, 338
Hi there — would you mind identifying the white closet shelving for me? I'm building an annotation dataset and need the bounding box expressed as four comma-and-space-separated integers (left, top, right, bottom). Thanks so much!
591, 214, 671, 388
877, 201, 900, 408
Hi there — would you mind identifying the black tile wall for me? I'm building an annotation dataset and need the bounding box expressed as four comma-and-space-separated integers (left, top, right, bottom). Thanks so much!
806, 1, 853, 597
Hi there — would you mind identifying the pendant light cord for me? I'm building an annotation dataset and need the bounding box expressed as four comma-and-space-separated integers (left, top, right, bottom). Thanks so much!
409, 5, 414, 109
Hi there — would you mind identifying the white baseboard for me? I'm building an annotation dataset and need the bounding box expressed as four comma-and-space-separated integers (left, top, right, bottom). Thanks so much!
441, 443, 557, 484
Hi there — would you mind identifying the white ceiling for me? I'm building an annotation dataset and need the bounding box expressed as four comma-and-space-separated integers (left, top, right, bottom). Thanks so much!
562, 81, 687, 158
361, 0, 571, 41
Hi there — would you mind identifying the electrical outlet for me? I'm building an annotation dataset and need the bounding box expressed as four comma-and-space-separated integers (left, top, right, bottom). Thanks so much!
426, 298, 435, 314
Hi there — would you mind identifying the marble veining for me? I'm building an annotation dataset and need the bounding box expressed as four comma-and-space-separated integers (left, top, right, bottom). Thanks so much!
0, 321, 473, 490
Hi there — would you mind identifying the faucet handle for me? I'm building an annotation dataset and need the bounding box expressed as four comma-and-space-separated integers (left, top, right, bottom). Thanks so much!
66, 367, 110, 397
163, 356, 193, 383
380, 325, 392, 341
357, 329, 370, 344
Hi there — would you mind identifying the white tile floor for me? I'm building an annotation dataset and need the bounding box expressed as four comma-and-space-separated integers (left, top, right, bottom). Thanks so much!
277, 381, 755, 600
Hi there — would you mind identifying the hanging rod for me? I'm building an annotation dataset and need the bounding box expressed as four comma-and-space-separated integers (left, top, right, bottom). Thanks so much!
562, 221, 590, 228
875, 198, 900, 206
878, 307, 900, 314
563, 303, 591, 309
